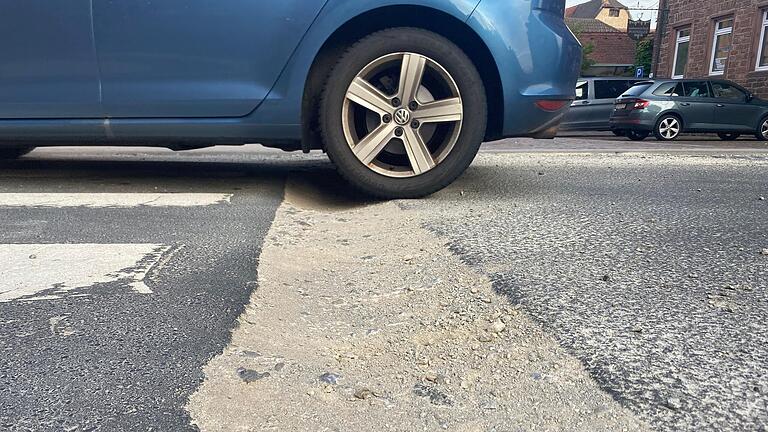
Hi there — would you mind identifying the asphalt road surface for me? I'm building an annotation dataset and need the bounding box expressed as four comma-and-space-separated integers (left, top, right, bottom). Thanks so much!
1, 137, 767, 431
419, 152, 768, 431
0, 154, 293, 430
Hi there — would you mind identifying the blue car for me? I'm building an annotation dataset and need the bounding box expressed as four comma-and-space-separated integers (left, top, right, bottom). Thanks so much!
0, 0, 580, 198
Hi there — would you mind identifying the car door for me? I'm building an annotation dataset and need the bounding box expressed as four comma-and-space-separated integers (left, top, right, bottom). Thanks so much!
710, 81, 764, 132
0, 0, 101, 118
678, 81, 715, 130
92, 0, 328, 118
562, 80, 591, 130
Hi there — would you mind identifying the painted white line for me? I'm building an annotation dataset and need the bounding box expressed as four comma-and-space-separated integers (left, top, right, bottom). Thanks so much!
0, 193, 232, 208
0, 244, 172, 302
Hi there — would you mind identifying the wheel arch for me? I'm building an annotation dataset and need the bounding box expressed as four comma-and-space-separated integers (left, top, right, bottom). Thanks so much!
301, 5, 503, 151
754, 113, 768, 140
756, 112, 768, 129
657, 110, 685, 130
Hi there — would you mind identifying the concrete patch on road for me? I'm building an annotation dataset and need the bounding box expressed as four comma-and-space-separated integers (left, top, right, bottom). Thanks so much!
0, 243, 171, 302
187, 182, 647, 430
0, 193, 232, 208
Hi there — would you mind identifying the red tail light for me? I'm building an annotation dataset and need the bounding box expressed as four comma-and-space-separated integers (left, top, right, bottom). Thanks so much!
633, 99, 650, 110
535, 99, 570, 112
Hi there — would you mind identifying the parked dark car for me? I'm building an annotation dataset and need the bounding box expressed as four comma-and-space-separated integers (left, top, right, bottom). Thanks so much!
561, 77, 643, 133
610, 79, 768, 141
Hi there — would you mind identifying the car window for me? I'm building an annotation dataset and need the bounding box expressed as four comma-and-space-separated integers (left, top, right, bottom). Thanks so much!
575, 81, 588, 100
653, 82, 683, 97
682, 81, 711, 98
711, 82, 747, 102
595, 80, 635, 99
621, 83, 652, 97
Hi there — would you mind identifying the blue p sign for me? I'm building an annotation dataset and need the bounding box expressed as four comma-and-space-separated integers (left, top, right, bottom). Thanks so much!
635, 67, 644, 78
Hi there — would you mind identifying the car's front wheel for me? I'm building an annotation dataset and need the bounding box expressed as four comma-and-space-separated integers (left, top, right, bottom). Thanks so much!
654, 115, 682, 141
320, 28, 486, 199
717, 132, 740, 141
0, 147, 34, 159
756, 117, 768, 141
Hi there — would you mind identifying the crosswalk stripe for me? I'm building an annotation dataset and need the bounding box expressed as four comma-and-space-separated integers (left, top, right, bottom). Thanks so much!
0, 244, 172, 302
0, 193, 232, 208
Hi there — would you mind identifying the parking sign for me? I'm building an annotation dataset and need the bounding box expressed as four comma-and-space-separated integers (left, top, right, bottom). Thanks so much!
636, 67, 645, 78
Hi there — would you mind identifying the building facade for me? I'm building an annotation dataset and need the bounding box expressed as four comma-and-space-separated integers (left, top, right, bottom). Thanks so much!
655, 0, 768, 96
567, 17, 638, 76
566, 0, 638, 76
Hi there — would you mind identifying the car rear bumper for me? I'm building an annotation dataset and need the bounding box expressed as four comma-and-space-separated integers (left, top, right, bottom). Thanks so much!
609, 118, 654, 132
469, 3, 582, 140
610, 109, 656, 132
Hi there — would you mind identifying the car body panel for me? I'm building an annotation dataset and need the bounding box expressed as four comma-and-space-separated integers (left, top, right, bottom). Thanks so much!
92, 0, 328, 118
0, 0, 101, 118
467, 1, 581, 137
677, 98, 714, 129
563, 80, 592, 128
710, 81, 766, 132
0, 0, 581, 147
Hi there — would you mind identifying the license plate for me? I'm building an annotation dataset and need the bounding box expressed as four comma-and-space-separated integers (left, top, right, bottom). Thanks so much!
616, 103, 627, 110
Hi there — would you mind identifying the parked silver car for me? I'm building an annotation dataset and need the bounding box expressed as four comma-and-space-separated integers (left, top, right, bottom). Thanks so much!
560, 77, 644, 133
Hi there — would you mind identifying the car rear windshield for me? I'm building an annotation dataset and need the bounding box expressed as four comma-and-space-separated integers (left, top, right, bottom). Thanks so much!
621, 83, 652, 97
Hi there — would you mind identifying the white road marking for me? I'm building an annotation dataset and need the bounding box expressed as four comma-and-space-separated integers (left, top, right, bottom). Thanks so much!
0, 193, 232, 208
0, 244, 171, 302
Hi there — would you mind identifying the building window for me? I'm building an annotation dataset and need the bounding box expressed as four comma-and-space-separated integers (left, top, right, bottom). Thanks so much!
709, 18, 733, 75
609, 8, 620, 17
672, 28, 690, 79
757, 11, 768, 71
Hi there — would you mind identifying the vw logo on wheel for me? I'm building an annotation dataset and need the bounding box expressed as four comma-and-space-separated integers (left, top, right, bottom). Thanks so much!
394, 108, 411, 125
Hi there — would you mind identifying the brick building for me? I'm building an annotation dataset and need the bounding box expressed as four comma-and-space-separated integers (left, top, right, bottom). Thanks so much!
566, 0, 639, 76
567, 17, 638, 76
654, 0, 768, 96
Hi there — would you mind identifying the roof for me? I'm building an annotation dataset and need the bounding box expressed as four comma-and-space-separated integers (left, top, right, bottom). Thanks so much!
566, 0, 628, 19
566, 18, 621, 33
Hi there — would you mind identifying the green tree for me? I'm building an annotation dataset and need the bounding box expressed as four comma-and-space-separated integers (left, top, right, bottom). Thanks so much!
635, 38, 654, 76
581, 42, 596, 75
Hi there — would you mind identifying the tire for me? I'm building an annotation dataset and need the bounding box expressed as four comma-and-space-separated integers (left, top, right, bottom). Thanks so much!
717, 132, 740, 141
320, 28, 486, 199
654, 115, 682, 141
0, 147, 34, 159
612, 130, 626, 137
626, 130, 649, 141
755, 116, 768, 141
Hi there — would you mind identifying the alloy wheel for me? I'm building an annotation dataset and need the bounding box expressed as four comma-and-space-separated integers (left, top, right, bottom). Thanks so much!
761, 119, 768, 140
342, 52, 463, 178
658, 117, 680, 140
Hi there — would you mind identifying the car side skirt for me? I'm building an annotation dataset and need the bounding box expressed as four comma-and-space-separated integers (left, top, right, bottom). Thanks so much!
0, 118, 302, 150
